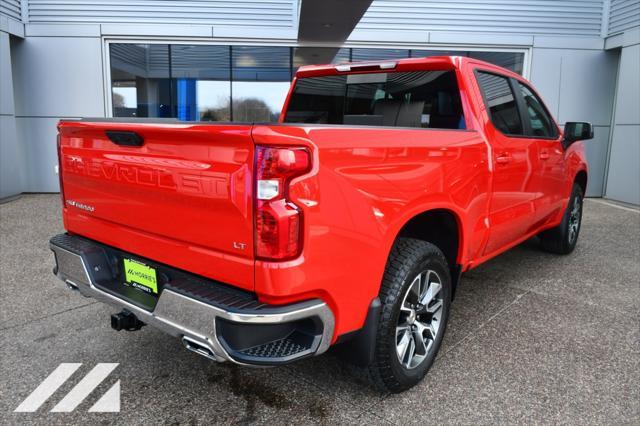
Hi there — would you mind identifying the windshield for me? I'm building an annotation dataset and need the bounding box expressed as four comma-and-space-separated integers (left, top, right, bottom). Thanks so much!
284, 70, 465, 129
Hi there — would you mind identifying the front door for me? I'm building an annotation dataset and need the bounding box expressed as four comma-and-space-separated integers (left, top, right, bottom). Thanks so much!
514, 81, 566, 223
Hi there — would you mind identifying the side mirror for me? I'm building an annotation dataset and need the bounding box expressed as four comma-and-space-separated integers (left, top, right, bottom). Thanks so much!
563, 122, 593, 148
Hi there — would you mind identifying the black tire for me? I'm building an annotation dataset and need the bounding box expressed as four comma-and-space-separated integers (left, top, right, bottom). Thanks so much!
539, 183, 584, 255
365, 238, 451, 393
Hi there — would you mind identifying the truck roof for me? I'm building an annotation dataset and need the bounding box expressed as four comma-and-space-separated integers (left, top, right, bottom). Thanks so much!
295, 55, 521, 80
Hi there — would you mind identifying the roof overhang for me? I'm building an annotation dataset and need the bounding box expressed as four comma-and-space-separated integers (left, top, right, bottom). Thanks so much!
297, 0, 372, 43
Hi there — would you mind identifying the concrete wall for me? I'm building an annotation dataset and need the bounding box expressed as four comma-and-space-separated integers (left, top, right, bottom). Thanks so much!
0, 31, 24, 199
605, 32, 640, 205
11, 35, 105, 192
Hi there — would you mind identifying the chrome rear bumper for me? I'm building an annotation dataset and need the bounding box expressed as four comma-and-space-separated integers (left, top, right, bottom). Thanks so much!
50, 234, 334, 365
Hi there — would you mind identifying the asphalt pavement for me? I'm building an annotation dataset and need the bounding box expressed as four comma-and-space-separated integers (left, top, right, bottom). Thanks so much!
1, 194, 638, 425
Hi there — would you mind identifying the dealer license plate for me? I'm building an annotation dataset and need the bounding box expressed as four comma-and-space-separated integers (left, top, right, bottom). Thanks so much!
123, 258, 158, 295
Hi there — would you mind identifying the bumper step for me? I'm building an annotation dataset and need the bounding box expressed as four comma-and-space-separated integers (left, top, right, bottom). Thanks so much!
241, 335, 309, 359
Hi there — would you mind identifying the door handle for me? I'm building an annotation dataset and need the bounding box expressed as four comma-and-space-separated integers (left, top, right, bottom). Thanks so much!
540, 149, 550, 160
496, 153, 512, 164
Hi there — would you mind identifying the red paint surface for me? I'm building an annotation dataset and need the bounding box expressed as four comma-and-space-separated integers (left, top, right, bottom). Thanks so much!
57, 57, 588, 341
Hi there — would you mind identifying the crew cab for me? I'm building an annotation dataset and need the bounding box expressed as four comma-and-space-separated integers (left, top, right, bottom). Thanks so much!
50, 56, 591, 392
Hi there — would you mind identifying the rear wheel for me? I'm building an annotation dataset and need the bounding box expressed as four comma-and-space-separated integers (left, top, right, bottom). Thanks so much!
365, 238, 451, 393
539, 183, 584, 254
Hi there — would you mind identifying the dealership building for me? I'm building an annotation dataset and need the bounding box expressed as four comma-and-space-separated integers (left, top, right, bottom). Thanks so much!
1, 0, 639, 204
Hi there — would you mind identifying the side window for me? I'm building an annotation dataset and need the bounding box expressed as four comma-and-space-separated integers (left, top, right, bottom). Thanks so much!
517, 82, 557, 138
476, 71, 523, 135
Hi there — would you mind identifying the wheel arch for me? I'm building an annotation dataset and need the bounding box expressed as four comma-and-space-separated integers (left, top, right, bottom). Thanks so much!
335, 208, 464, 368
574, 169, 588, 196
394, 208, 464, 297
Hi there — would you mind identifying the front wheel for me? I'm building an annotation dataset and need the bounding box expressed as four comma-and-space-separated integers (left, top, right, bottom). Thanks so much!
366, 238, 451, 393
539, 183, 584, 254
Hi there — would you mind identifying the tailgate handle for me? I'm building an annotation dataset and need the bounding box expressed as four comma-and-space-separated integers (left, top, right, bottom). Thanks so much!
105, 131, 144, 147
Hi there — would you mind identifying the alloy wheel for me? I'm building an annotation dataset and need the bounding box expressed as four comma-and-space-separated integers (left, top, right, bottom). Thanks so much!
395, 270, 444, 369
568, 196, 582, 244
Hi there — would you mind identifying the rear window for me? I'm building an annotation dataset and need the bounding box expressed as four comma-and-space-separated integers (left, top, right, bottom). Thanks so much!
284, 71, 465, 129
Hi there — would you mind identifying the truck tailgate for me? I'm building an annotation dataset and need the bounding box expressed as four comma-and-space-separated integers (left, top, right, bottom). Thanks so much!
58, 121, 255, 291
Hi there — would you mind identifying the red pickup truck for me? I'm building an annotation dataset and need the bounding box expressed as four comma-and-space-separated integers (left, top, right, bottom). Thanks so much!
50, 56, 591, 392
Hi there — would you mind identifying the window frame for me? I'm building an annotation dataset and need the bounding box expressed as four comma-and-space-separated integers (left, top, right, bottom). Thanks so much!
512, 80, 560, 140
473, 69, 526, 137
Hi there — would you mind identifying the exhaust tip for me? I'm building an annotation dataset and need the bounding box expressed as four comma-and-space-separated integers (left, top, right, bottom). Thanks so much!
182, 336, 217, 361
65, 280, 79, 291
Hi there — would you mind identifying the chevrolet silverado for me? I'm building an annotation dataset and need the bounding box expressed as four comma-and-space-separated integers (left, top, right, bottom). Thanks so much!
50, 56, 591, 392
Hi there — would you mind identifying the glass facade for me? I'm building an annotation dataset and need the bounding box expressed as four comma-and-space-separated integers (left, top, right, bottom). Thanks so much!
110, 44, 525, 122
231, 46, 290, 122
110, 44, 172, 118
171, 45, 231, 121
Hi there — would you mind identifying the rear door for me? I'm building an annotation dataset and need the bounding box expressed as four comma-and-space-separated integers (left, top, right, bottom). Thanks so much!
58, 120, 255, 290
474, 71, 540, 255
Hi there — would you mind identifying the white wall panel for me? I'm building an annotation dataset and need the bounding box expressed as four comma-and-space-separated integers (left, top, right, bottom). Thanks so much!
529, 48, 563, 119
25, 23, 101, 36
556, 49, 618, 126
16, 117, 60, 192
0, 115, 24, 197
12, 37, 104, 117
530, 48, 617, 126
1, 32, 25, 198
608, 0, 640, 35
530, 47, 618, 197
10, 37, 104, 193
0, 14, 24, 37
27, 0, 296, 27
606, 43, 640, 204
355, 0, 605, 36
605, 125, 640, 204
582, 126, 611, 196
612, 42, 640, 125
0, 32, 14, 116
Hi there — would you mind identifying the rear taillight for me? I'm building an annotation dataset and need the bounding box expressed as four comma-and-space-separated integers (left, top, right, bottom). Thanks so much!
254, 145, 311, 260
56, 134, 65, 205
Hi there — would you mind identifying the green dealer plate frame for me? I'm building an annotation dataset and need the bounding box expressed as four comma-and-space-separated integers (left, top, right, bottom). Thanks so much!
123, 258, 158, 295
